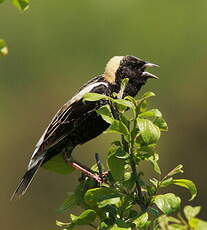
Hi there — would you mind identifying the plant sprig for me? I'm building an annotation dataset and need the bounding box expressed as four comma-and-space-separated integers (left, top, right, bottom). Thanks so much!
56, 79, 204, 230
0, 0, 29, 57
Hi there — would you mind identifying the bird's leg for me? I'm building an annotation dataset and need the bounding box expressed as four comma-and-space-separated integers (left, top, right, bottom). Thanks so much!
63, 152, 103, 184
70, 160, 103, 184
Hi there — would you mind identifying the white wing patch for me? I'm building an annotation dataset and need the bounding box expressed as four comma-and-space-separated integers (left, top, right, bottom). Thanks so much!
28, 81, 108, 170
69, 81, 108, 104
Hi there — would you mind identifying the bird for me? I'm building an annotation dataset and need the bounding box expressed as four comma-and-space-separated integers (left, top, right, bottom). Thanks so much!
11, 55, 159, 200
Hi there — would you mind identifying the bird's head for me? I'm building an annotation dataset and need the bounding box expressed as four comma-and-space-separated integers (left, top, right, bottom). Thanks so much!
103, 55, 159, 86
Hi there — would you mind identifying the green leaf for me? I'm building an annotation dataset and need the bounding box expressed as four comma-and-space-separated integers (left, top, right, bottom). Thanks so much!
96, 104, 112, 116
133, 212, 148, 228
137, 118, 160, 145
139, 145, 156, 154
184, 206, 201, 220
112, 99, 135, 109
70, 213, 78, 222
115, 99, 136, 118
166, 164, 183, 177
123, 170, 136, 190
154, 117, 168, 131
0, 0, 5, 4
84, 187, 120, 208
167, 216, 181, 224
124, 96, 137, 106
98, 197, 121, 208
110, 219, 132, 230
57, 193, 77, 213
149, 178, 159, 188
71, 209, 96, 225
172, 179, 197, 201
158, 215, 168, 230
96, 104, 114, 124
108, 146, 125, 181
148, 153, 161, 174
107, 120, 130, 137
160, 177, 173, 188
110, 225, 131, 230
83, 92, 109, 102
117, 78, 129, 99
175, 225, 187, 230
120, 113, 130, 127
115, 148, 129, 159
139, 109, 162, 118
142, 91, 156, 99
146, 185, 156, 196
74, 179, 96, 207
56, 220, 70, 227
169, 224, 187, 230
12, 0, 29, 11
158, 215, 182, 230
137, 92, 155, 114
189, 218, 207, 230
153, 193, 181, 215
0, 39, 8, 56
139, 99, 148, 113
148, 207, 160, 217
100, 221, 110, 230
42, 153, 75, 174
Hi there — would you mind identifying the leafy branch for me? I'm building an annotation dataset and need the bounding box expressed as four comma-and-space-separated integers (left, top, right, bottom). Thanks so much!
54, 79, 206, 230
0, 39, 8, 56
0, 0, 29, 56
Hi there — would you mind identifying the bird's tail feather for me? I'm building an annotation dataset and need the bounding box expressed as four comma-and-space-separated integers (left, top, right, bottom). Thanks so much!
10, 158, 43, 201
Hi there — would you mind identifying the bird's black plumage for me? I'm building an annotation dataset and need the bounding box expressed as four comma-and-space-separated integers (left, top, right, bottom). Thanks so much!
11, 55, 159, 199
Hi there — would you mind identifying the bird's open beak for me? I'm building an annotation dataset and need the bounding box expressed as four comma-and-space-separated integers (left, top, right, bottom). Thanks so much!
144, 63, 159, 68
142, 62, 159, 79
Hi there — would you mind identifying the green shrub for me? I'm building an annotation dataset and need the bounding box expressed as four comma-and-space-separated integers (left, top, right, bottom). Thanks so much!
56, 79, 205, 229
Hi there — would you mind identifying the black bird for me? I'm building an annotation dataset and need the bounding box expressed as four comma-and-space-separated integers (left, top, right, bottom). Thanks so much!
11, 55, 159, 199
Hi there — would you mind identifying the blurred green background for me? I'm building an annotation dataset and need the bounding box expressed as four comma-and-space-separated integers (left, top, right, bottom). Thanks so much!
1, 0, 207, 229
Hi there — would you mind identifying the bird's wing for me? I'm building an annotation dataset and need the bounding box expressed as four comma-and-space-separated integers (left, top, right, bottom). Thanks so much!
28, 80, 108, 169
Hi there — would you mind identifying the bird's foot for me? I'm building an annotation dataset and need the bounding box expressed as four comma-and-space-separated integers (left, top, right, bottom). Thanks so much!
70, 160, 103, 184
64, 153, 108, 184
63, 155, 103, 184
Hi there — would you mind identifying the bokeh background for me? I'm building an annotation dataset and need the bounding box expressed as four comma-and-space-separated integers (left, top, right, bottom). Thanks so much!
1, 0, 207, 229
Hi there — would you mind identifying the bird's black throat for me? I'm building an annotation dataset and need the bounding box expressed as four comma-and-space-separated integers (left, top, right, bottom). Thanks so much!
109, 72, 147, 99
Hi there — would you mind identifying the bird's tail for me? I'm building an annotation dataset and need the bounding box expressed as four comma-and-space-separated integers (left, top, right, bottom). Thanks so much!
10, 158, 43, 201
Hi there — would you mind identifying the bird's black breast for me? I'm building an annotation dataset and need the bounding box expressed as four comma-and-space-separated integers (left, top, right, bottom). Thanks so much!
108, 79, 145, 98
124, 79, 145, 98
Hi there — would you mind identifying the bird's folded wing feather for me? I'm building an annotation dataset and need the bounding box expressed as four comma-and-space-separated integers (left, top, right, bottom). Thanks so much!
28, 80, 108, 169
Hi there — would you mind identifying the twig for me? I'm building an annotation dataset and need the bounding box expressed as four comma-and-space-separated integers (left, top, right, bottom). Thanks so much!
95, 153, 103, 180
129, 152, 146, 211
121, 136, 146, 211
112, 78, 146, 210
110, 102, 119, 120
89, 223, 98, 229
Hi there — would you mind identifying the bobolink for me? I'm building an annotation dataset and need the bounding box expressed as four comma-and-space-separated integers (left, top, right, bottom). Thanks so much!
11, 55, 159, 199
